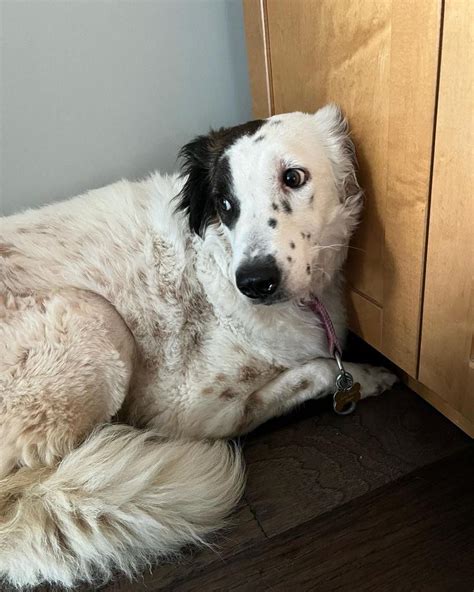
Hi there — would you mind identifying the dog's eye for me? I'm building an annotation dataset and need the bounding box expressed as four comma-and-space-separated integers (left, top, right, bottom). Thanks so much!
219, 197, 232, 212
283, 168, 307, 189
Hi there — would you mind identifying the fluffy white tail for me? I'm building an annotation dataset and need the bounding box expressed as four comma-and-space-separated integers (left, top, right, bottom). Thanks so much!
0, 424, 244, 588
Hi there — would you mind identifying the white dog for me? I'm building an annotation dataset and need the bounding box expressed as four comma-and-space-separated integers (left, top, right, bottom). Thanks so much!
0, 105, 395, 587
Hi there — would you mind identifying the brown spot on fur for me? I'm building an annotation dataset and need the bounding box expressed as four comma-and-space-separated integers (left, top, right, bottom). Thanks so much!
51, 521, 73, 555
144, 356, 159, 371
191, 329, 203, 348
97, 513, 114, 530
239, 365, 260, 383
202, 386, 214, 395
237, 390, 262, 434
74, 511, 93, 535
291, 378, 311, 394
0, 243, 17, 258
18, 224, 51, 235
220, 388, 238, 400
19, 349, 30, 365
216, 373, 226, 382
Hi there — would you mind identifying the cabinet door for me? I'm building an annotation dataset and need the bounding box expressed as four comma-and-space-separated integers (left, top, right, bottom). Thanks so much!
418, 0, 474, 435
243, 0, 442, 375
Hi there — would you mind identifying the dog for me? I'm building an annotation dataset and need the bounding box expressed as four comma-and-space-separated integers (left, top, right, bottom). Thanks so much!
0, 105, 396, 587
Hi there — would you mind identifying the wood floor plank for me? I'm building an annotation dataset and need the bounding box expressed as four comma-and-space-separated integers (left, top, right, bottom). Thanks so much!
243, 385, 470, 537
151, 447, 474, 592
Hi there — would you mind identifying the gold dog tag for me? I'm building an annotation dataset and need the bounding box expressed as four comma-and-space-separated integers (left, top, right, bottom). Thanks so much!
333, 382, 361, 415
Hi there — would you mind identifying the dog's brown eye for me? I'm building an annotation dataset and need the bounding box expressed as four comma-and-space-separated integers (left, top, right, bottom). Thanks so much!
283, 168, 307, 189
219, 198, 232, 212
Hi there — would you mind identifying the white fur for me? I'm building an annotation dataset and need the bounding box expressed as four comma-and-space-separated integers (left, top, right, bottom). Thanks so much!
0, 426, 244, 588
0, 105, 395, 587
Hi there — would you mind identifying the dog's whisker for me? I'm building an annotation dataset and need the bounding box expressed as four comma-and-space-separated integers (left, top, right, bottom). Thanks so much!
311, 243, 367, 253
310, 264, 331, 280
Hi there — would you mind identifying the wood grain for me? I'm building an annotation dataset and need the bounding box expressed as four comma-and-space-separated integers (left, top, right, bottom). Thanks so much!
347, 288, 382, 351
242, 0, 272, 118
418, 0, 474, 427
150, 447, 474, 592
266, 0, 390, 306
256, 0, 442, 375
381, 0, 442, 375
401, 371, 474, 439
243, 384, 469, 537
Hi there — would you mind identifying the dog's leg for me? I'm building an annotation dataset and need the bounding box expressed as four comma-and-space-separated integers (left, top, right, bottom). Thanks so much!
0, 290, 135, 477
238, 359, 396, 434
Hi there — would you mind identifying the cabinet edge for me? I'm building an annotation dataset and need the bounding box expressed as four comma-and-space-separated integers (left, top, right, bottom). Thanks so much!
242, 0, 273, 118
400, 371, 474, 439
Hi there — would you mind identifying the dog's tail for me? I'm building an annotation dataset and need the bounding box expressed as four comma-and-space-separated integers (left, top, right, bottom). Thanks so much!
0, 424, 244, 588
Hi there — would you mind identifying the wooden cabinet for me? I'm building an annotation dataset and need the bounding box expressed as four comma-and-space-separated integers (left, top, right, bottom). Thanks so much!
243, 0, 473, 436
417, 0, 474, 435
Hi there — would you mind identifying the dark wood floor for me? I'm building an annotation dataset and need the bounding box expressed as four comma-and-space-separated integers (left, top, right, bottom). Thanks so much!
95, 383, 473, 592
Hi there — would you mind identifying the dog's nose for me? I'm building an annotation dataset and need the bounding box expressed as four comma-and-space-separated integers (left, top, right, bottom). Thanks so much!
236, 256, 281, 300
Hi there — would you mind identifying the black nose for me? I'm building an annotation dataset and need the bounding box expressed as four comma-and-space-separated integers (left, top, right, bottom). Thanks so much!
236, 256, 281, 300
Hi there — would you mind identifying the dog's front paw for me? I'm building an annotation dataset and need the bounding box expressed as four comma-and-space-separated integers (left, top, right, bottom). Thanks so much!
352, 364, 398, 399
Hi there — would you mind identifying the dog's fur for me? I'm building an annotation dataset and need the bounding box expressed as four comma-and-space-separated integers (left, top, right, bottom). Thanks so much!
0, 105, 395, 587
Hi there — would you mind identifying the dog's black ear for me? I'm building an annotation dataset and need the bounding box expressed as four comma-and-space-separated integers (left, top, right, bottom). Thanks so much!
177, 120, 265, 236
176, 133, 219, 236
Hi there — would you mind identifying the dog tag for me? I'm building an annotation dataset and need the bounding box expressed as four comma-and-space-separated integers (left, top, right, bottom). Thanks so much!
333, 369, 361, 415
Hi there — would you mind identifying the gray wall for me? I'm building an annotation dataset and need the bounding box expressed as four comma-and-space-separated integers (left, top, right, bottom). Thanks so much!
0, 0, 252, 215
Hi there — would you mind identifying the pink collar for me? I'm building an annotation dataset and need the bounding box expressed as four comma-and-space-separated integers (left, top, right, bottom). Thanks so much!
305, 296, 360, 416
305, 296, 342, 359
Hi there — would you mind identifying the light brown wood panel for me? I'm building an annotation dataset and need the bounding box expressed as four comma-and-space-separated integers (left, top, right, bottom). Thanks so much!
258, 0, 441, 374
419, 0, 474, 427
381, 0, 443, 373
242, 0, 273, 118
347, 289, 382, 352
266, 0, 390, 306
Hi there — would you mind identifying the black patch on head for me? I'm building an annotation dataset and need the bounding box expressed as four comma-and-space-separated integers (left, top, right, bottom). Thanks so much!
176, 119, 264, 235
300, 232, 306, 239
281, 198, 293, 214
272, 202, 279, 212
290, 241, 295, 249
214, 156, 240, 229
254, 135, 265, 143
268, 217, 277, 228
306, 264, 311, 275
287, 256, 293, 263
307, 233, 311, 240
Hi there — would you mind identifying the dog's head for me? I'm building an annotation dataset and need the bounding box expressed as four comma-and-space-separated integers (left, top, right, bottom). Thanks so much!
177, 105, 362, 304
